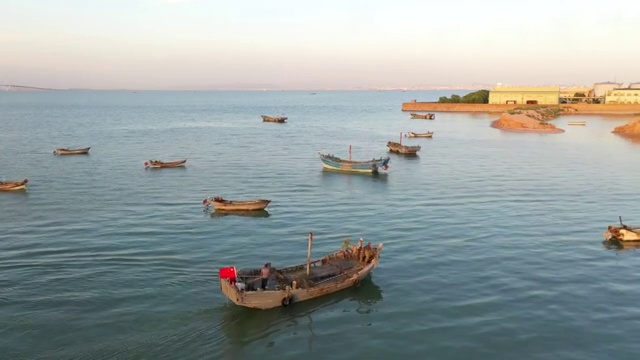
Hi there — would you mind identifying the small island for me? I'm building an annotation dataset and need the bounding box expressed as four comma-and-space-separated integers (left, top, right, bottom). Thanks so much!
491, 106, 565, 134
612, 118, 640, 140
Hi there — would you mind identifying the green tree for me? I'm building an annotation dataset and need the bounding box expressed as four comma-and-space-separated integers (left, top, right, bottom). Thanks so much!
437, 90, 489, 104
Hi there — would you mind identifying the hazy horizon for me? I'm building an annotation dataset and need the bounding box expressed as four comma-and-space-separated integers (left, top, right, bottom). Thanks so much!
1, 0, 639, 90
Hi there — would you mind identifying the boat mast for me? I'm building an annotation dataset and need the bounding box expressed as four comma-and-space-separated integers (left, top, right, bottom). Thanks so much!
306, 232, 313, 276
399, 132, 402, 144
348, 145, 352, 161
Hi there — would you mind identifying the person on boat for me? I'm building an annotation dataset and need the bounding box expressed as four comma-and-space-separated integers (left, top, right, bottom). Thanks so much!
260, 263, 270, 290
341, 238, 352, 257
362, 242, 374, 264
354, 238, 364, 260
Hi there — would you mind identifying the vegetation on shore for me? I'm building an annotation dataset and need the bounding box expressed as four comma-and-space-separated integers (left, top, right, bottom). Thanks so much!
507, 105, 564, 122
438, 90, 489, 104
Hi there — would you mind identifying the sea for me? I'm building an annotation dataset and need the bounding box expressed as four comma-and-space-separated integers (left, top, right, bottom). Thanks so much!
1, 90, 639, 360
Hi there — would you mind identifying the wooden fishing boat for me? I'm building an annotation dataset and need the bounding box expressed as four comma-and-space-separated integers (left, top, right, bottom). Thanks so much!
406, 131, 433, 138
218, 232, 384, 309
387, 141, 421, 155
53, 147, 91, 155
261, 115, 287, 123
144, 159, 187, 168
568, 121, 586, 126
0, 179, 28, 191
604, 217, 640, 242
203, 196, 271, 211
410, 113, 435, 120
319, 146, 390, 173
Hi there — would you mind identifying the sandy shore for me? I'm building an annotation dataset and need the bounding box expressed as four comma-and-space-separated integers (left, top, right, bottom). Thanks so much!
491, 113, 565, 134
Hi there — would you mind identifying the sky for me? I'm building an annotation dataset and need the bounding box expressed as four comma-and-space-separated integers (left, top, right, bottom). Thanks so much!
1, 0, 639, 90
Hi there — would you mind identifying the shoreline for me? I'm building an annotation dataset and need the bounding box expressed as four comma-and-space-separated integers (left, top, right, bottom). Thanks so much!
402, 102, 640, 115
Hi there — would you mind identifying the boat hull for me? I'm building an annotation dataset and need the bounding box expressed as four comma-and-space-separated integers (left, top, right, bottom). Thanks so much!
605, 227, 640, 242
54, 147, 91, 155
410, 113, 435, 120
387, 141, 421, 154
0, 179, 28, 191
204, 198, 271, 211
261, 115, 287, 123
568, 122, 586, 126
406, 132, 433, 138
319, 153, 390, 173
146, 160, 187, 168
219, 245, 383, 310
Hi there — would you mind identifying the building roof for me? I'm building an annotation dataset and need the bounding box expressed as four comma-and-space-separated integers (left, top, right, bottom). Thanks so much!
491, 86, 559, 92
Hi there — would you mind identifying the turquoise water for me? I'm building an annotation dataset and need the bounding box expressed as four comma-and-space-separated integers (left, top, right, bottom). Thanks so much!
1, 90, 639, 359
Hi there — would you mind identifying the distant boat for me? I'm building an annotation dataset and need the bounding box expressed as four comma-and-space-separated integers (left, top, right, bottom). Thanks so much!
410, 113, 435, 120
406, 131, 433, 138
0, 179, 28, 191
203, 196, 271, 211
261, 115, 287, 123
144, 159, 187, 168
218, 232, 384, 309
319, 146, 390, 173
387, 141, 421, 155
53, 147, 91, 155
568, 121, 586, 126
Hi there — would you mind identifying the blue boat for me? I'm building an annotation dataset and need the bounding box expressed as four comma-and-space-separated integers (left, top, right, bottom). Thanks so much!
319, 150, 390, 173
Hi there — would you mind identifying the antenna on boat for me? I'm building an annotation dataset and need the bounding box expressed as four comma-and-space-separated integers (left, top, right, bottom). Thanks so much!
306, 232, 313, 276
349, 145, 352, 161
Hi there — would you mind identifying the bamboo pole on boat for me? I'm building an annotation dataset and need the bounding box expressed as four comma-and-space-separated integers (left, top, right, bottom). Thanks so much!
349, 145, 352, 161
306, 232, 313, 276
399, 132, 402, 144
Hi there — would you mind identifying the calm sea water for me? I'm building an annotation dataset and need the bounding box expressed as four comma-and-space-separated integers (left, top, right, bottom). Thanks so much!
1, 90, 639, 359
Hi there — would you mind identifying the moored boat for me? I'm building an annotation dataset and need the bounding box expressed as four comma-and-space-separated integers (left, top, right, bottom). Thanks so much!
0, 179, 28, 191
203, 196, 271, 211
410, 113, 435, 120
218, 232, 384, 309
406, 131, 433, 138
53, 147, 91, 155
568, 121, 586, 126
604, 217, 640, 242
387, 141, 421, 155
319, 146, 390, 173
144, 159, 187, 168
261, 115, 287, 123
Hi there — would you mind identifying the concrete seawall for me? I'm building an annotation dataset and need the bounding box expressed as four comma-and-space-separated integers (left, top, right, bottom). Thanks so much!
401, 102, 640, 115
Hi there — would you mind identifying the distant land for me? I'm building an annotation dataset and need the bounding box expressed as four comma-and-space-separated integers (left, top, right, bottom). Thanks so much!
0, 83, 494, 92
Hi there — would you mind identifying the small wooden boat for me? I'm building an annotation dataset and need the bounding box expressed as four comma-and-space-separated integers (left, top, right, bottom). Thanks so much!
319, 146, 390, 173
387, 141, 421, 155
144, 159, 187, 168
603, 217, 640, 242
203, 196, 271, 211
218, 232, 384, 309
410, 113, 435, 120
0, 179, 28, 191
261, 115, 287, 123
406, 131, 433, 138
53, 147, 91, 155
568, 121, 586, 126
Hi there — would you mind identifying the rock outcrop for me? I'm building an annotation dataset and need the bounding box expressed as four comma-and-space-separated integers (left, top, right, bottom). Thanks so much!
612, 118, 640, 138
491, 113, 565, 134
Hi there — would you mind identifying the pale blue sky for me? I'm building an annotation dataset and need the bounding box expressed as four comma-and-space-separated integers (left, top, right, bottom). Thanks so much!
1, 0, 638, 89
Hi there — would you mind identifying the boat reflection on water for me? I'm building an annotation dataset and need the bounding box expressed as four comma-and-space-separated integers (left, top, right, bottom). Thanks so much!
602, 239, 640, 252
321, 168, 388, 182
218, 277, 382, 350
210, 209, 270, 218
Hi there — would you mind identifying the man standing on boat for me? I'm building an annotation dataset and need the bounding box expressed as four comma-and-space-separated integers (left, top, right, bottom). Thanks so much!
362, 243, 373, 264
260, 263, 270, 290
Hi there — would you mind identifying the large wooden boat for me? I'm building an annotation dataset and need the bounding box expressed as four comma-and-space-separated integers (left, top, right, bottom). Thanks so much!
319, 147, 390, 173
387, 141, 421, 155
261, 115, 287, 123
203, 196, 271, 211
604, 217, 640, 242
406, 131, 433, 138
410, 113, 435, 120
53, 147, 91, 155
144, 159, 187, 168
218, 232, 384, 309
0, 179, 28, 191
